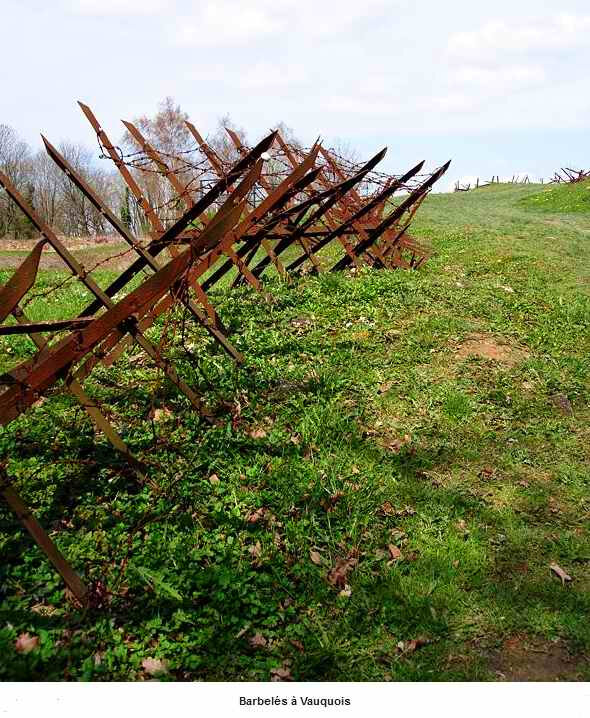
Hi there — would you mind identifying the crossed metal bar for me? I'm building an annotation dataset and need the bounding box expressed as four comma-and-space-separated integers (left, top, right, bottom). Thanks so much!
0, 103, 449, 604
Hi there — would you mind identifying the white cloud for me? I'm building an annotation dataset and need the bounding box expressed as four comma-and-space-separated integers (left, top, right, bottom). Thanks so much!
448, 14, 590, 57
172, 2, 283, 47
67, 0, 167, 15
167, 0, 394, 47
452, 64, 546, 94
240, 62, 308, 90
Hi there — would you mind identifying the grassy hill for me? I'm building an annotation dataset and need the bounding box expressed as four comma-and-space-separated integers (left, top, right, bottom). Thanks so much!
1, 182, 589, 681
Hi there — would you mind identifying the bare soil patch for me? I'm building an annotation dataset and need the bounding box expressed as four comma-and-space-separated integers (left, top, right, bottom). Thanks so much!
487, 635, 587, 681
0, 236, 143, 272
455, 333, 529, 366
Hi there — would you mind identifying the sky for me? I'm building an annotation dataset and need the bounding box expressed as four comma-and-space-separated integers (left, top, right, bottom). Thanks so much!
1, 0, 589, 191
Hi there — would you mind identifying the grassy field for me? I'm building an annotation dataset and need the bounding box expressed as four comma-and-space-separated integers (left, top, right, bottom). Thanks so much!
0, 182, 589, 681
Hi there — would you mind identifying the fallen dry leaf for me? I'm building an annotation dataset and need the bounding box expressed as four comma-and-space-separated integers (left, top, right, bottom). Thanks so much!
398, 636, 430, 654
246, 507, 266, 524
290, 639, 305, 653
208, 473, 220, 484
309, 550, 323, 566
15, 633, 39, 654
249, 541, 262, 559
550, 562, 572, 585
327, 556, 358, 589
141, 657, 169, 676
386, 434, 412, 453
249, 427, 267, 439
321, 491, 344, 512
388, 544, 403, 562
151, 407, 172, 422
270, 664, 293, 682
380, 501, 395, 516
249, 633, 267, 648
380, 502, 416, 518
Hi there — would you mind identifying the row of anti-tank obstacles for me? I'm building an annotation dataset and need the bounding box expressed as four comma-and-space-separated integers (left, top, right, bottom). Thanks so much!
0, 101, 450, 605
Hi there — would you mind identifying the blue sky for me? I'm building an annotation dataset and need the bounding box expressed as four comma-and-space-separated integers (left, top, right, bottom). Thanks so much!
1, 0, 589, 190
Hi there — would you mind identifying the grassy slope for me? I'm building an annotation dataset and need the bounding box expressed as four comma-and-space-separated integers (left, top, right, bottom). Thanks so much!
0, 183, 589, 681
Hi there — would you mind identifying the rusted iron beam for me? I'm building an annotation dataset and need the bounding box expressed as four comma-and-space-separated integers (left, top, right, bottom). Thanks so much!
1, 467, 88, 605
196, 143, 321, 292
0, 202, 244, 426
0, 239, 46, 323
330, 160, 451, 271
224, 127, 322, 279
78, 103, 241, 360
275, 134, 364, 271
199, 165, 323, 292
122, 118, 264, 294
4, 305, 147, 477
80, 131, 276, 316
285, 159, 427, 273
44, 131, 241, 364
194, 124, 319, 284
0, 169, 207, 417
247, 147, 388, 280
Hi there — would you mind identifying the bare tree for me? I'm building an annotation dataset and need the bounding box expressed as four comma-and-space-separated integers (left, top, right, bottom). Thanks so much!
0, 124, 34, 239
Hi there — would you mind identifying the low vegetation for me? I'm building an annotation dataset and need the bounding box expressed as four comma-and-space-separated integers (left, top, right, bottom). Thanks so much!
0, 182, 589, 681
519, 179, 590, 214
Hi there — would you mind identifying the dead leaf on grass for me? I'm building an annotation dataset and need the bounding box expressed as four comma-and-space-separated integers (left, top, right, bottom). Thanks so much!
380, 502, 416, 518
270, 664, 293, 681
15, 633, 39, 654
246, 507, 266, 524
378, 381, 394, 394
550, 563, 572, 585
327, 555, 358, 589
309, 550, 323, 566
151, 407, 172, 422
141, 657, 169, 676
385, 434, 412, 453
249, 633, 267, 649
397, 636, 430, 654
249, 427, 267, 439
321, 491, 344, 512
388, 544, 403, 562
208, 473, 220, 484
380, 501, 395, 516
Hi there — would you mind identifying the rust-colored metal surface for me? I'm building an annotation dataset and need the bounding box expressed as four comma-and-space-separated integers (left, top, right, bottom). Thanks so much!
0, 101, 450, 603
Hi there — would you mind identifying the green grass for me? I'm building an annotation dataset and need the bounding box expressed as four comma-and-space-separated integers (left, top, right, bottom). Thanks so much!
0, 182, 589, 681
519, 179, 590, 214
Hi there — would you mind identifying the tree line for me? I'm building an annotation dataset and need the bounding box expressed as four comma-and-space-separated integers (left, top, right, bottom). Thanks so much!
0, 97, 320, 242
